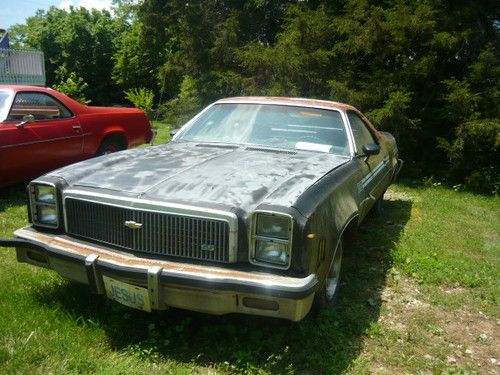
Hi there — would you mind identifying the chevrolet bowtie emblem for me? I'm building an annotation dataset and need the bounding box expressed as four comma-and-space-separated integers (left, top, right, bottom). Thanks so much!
124, 220, 143, 229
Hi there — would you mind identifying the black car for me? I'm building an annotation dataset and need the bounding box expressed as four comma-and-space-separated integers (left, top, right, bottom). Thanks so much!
1, 97, 402, 321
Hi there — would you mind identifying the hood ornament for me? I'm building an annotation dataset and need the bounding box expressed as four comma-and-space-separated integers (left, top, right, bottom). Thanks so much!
124, 220, 143, 229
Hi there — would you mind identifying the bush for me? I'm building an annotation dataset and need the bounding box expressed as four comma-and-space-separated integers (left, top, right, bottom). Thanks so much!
439, 118, 500, 194
124, 88, 155, 116
52, 71, 91, 105
160, 76, 202, 128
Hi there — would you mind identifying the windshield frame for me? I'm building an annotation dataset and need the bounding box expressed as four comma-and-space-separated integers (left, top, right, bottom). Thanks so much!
0, 89, 15, 123
173, 102, 355, 156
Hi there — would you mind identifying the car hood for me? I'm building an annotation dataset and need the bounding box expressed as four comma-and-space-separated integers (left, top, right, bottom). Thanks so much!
47, 142, 349, 212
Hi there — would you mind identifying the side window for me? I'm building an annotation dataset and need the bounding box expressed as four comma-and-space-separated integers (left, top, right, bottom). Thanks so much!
7, 92, 73, 121
347, 111, 376, 154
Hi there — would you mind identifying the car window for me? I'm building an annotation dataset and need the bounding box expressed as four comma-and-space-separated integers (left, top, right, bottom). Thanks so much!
0, 90, 14, 122
347, 111, 376, 154
6, 92, 73, 121
178, 104, 350, 155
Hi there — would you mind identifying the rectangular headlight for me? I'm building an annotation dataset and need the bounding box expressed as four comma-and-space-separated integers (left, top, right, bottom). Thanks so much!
256, 214, 290, 239
255, 240, 290, 266
250, 212, 293, 269
34, 185, 57, 204
30, 182, 59, 229
36, 205, 58, 225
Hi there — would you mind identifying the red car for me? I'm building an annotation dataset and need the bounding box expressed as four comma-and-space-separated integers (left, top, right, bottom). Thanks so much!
0, 85, 154, 187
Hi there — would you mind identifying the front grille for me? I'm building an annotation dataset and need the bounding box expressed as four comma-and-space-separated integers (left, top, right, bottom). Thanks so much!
65, 198, 230, 263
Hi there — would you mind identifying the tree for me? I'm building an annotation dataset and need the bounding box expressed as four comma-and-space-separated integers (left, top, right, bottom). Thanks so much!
8, 0, 500, 191
10, 6, 122, 104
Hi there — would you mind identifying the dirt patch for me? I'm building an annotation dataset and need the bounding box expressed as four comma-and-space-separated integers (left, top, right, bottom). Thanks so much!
366, 273, 500, 374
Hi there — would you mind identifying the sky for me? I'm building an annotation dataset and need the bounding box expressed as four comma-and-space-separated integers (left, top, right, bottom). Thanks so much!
0, 0, 113, 30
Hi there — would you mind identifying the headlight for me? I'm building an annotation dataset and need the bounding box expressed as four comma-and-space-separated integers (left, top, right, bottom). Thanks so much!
29, 182, 59, 228
37, 206, 58, 225
34, 185, 56, 203
256, 215, 290, 239
250, 212, 293, 269
255, 240, 290, 265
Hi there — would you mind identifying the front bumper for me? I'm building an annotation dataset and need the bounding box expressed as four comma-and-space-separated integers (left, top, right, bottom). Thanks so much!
1, 227, 318, 321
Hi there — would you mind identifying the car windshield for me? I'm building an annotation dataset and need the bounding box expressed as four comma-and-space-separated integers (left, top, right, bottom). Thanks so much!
0, 90, 14, 122
177, 103, 350, 155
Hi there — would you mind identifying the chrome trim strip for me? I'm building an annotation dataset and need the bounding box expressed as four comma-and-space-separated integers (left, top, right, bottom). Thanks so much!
62, 189, 238, 263
340, 109, 356, 157
248, 210, 294, 270
0, 133, 89, 150
357, 156, 390, 193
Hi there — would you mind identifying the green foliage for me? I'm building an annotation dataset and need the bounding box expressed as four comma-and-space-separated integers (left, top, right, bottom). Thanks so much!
160, 76, 202, 128
124, 88, 155, 116
52, 69, 91, 105
439, 119, 500, 194
10, 6, 122, 104
367, 91, 420, 153
9, 0, 500, 192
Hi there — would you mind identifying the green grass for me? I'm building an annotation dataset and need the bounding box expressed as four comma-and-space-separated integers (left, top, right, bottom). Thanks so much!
151, 120, 173, 145
1, 169, 499, 373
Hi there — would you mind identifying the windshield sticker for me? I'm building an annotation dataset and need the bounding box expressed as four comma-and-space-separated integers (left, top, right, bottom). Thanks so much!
295, 142, 332, 153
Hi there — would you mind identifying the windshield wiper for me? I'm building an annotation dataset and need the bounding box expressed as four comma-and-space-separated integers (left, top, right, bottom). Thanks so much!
195, 142, 240, 149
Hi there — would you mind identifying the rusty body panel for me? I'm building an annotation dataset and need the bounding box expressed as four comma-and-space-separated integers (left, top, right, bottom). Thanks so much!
0, 96, 402, 320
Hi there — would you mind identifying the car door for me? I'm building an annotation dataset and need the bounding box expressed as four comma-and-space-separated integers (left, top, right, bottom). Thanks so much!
0, 91, 83, 186
347, 110, 390, 219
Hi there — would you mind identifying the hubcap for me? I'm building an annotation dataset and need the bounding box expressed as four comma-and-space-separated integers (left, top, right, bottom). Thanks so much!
326, 242, 343, 301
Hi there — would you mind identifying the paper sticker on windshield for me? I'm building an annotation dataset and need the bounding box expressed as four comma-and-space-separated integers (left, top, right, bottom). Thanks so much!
295, 142, 332, 153
299, 111, 323, 117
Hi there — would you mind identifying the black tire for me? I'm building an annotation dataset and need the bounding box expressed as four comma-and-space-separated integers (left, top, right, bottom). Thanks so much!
313, 240, 344, 310
96, 136, 126, 156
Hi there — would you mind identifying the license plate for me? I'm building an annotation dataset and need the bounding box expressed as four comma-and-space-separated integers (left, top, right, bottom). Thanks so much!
103, 276, 151, 312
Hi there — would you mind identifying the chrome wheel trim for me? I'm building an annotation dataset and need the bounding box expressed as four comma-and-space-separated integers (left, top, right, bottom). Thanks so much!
326, 242, 343, 301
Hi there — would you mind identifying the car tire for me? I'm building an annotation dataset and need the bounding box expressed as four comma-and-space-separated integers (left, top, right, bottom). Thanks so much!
96, 136, 126, 156
313, 239, 344, 310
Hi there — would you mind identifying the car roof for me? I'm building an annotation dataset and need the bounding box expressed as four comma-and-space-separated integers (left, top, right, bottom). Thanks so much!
215, 96, 358, 112
0, 85, 52, 92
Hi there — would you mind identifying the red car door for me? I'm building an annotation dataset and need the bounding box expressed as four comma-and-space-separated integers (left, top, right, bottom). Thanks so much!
0, 91, 83, 186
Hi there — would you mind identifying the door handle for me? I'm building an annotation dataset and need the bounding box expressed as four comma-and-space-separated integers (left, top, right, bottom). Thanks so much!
72, 125, 82, 130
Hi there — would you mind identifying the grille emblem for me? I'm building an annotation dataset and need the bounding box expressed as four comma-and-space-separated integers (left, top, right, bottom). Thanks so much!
201, 244, 215, 251
124, 220, 143, 229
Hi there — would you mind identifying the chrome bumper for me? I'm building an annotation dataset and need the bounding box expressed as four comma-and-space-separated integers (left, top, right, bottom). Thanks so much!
1, 227, 318, 321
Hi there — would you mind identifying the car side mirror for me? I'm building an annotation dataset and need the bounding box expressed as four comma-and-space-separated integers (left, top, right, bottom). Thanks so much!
170, 128, 179, 137
362, 143, 380, 156
16, 114, 35, 128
